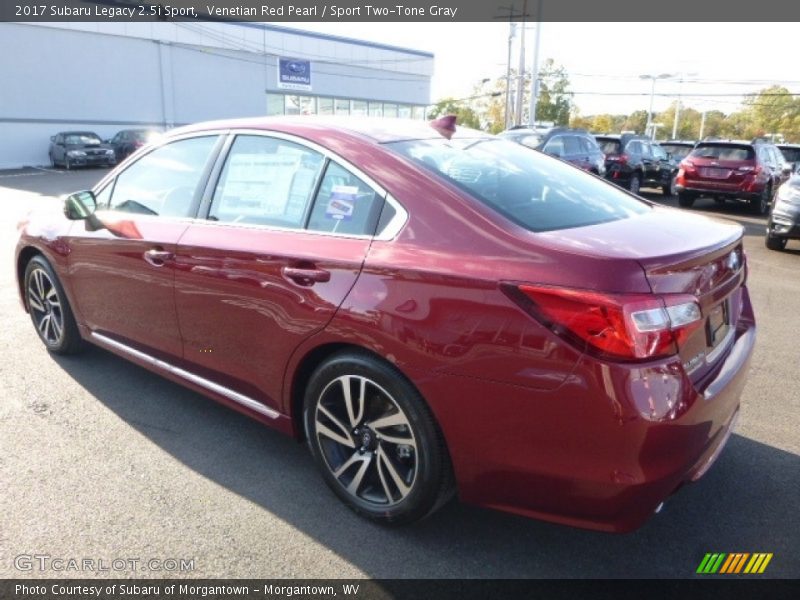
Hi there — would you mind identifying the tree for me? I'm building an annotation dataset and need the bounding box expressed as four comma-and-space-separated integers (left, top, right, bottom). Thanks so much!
427, 98, 481, 130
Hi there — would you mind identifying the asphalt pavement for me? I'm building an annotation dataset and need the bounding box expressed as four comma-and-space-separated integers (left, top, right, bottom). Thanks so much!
0, 167, 798, 579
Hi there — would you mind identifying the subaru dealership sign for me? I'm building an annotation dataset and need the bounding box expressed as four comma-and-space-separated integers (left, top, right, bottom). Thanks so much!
277, 58, 312, 91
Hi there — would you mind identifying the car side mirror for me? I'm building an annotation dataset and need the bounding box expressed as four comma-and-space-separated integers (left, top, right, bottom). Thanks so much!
63, 191, 97, 220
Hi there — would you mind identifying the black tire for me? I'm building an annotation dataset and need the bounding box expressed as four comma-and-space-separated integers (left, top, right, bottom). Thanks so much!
64, 155, 71, 170
49, 153, 57, 169
678, 192, 695, 208
662, 174, 676, 196
751, 187, 770, 215
714, 197, 726, 205
24, 255, 84, 355
629, 173, 641, 195
765, 233, 787, 251
303, 351, 454, 524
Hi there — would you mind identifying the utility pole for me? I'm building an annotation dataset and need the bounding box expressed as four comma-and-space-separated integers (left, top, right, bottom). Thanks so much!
528, 0, 542, 127
515, 0, 527, 126
505, 21, 516, 129
672, 99, 681, 140
699, 110, 707, 140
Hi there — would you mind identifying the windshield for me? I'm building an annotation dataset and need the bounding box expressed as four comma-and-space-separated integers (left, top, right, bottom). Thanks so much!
661, 144, 693, 160
64, 133, 102, 145
595, 139, 621, 155
690, 144, 754, 161
387, 137, 649, 233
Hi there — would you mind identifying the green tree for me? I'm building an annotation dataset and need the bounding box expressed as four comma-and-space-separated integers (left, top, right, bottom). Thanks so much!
427, 98, 482, 130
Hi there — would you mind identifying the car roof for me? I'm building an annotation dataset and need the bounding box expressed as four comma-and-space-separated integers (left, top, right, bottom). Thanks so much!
60, 131, 99, 135
661, 140, 696, 145
170, 116, 491, 144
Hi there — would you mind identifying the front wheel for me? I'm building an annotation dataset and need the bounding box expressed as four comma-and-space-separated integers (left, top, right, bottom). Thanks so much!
24, 255, 84, 354
628, 173, 641, 195
304, 351, 454, 524
765, 232, 787, 251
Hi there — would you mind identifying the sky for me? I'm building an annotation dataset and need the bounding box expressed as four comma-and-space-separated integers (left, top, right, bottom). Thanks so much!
287, 22, 800, 117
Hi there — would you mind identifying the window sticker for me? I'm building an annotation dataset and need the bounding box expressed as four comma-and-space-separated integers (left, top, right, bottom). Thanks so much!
325, 185, 358, 220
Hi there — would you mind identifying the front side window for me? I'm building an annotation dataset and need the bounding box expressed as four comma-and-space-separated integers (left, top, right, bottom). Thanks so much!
109, 136, 219, 217
209, 135, 325, 229
387, 137, 650, 233
543, 136, 565, 157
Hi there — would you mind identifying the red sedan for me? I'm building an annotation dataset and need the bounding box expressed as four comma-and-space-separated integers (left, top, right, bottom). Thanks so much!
15, 117, 755, 531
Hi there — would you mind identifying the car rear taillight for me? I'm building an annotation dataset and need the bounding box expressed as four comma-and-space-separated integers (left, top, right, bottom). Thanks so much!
680, 159, 696, 174
503, 284, 702, 361
737, 165, 760, 174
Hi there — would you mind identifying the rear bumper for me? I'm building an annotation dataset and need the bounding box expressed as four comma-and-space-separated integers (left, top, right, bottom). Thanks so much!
68, 155, 115, 167
422, 288, 756, 532
676, 179, 764, 200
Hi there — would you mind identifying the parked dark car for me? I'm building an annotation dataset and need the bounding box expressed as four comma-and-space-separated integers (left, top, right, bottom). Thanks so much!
501, 126, 606, 176
108, 129, 161, 162
776, 144, 800, 171
17, 117, 754, 532
48, 131, 115, 170
660, 140, 696, 163
675, 140, 790, 214
595, 134, 675, 195
766, 173, 800, 251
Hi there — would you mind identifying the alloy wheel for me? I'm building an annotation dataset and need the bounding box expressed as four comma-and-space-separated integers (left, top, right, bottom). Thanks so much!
313, 375, 418, 507
27, 267, 64, 345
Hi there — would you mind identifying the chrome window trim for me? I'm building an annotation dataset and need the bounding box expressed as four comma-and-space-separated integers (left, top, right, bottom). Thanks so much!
91, 127, 409, 241
90, 332, 280, 420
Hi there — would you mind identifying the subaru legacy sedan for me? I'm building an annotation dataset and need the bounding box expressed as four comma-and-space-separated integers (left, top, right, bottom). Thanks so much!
16, 117, 755, 532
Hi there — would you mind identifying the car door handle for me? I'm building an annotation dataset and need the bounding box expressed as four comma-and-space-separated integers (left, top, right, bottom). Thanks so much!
281, 266, 331, 286
143, 248, 174, 267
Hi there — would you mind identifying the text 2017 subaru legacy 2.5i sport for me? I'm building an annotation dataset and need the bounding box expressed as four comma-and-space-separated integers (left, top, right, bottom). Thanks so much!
15, 117, 755, 532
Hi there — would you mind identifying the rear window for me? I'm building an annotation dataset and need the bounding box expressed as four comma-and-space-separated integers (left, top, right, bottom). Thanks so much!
386, 137, 649, 233
595, 138, 621, 155
690, 144, 755, 161
661, 144, 693, 160
779, 147, 800, 163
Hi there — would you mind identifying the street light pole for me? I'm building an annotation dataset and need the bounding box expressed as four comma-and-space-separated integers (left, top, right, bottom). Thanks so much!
528, 0, 543, 127
515, 0, 528, 126
640, 73, 675, 140
505, 22, 516, 128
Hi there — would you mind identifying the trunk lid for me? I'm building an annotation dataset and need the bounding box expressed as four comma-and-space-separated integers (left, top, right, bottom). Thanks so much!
539, 207, 745, 380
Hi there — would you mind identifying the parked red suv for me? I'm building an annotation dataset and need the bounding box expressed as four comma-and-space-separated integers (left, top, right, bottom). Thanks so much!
676, 140, 788, 214
16, 117, 755, 532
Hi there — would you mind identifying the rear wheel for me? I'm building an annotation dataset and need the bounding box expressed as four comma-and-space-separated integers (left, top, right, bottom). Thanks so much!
629, 173, 641, 195
662, 174, 676, 196
678, 192, 695, 208
24, 255, 84, 354
304, 351, 454, 524
752, 187, 770, 215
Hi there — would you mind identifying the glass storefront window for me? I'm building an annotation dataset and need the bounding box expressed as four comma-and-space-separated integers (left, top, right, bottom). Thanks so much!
398, 105, 412, 119
411, 106, 425, 120
335, 98, 350, 115
267, 93, 284, 116
351, 100, 368, 116
318, 97, 334, 115
285, 95, 316, 115
383, 103, 399, 118
369, 102, 383, 117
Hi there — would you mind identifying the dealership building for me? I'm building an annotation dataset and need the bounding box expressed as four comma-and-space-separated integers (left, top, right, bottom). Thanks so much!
0, 21, 434, 169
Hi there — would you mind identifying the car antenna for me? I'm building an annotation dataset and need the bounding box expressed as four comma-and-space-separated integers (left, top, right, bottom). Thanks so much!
430, 115, 457, 140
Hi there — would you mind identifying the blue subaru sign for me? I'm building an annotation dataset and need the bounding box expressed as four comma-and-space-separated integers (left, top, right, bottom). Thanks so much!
278, 58, 312, 91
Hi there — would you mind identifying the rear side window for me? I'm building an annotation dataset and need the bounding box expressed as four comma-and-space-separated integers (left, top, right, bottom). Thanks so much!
578, 136, 597, 153
596, 138, 620, 155
306, 162, 384, 236
563, 136, 581, 154
690, 144, 755, 161
387, 138, 649, 233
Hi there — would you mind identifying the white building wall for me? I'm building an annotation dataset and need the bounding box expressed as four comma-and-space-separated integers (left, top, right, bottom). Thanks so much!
0, 22, 433, 169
